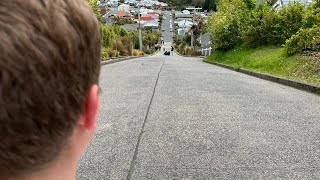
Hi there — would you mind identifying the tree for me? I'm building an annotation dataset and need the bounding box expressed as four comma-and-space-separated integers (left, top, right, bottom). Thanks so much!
190, 15, 205, 48
85, 0, 104, 24
203, 0, 217, 12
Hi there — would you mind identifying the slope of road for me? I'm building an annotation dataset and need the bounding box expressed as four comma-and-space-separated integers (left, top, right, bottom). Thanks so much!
77, 53, 320, 179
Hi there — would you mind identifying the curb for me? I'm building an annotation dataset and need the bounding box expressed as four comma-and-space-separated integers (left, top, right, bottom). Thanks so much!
100, 51, 159, 66
100, 56, 143, 66
203, 60, 320, 95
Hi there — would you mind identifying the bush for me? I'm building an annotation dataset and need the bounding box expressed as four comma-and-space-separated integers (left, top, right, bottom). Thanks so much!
112, 39, 127, 56
183, 46, 194, 55
106, 48, 120, 58
277, 2, 304, 43
101, 25, 117, 47
132, 49, 145, 56
207, 0, 246, 51
285, 26, 320, 56
208, 0, 307, 50
240, 2, 304, 47
101, 48, 109, 59
143, 47, 155, 54
175, 44, 202, 56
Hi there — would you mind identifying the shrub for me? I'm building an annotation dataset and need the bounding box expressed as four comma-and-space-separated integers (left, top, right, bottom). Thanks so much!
101, 25, 117, 47
303, 1, 320, 28
112, 37, 134, 56
277, 2, 304, 43
106, 48, 120, 58
132, 49, 145, 56
285, 26, 320, 56
209, 16, 240, 50
101, 48, 109, 59
240, 2, 304, 47
143, 47, 155, 54
207, 0, 246, 51
183, 46, 194, 55
192, 50, 203, 56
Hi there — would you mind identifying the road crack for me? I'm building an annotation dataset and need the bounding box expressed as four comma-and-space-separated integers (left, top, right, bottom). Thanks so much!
126, 58, 166, 180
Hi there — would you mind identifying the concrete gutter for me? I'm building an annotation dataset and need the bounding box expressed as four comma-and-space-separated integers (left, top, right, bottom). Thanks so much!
203, 60, 320, 95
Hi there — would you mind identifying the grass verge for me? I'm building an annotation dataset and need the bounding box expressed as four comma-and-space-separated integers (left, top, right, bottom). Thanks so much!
206, 46, 320, 86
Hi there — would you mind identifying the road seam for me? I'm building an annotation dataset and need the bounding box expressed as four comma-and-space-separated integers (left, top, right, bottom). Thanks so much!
126, 58, 166, 180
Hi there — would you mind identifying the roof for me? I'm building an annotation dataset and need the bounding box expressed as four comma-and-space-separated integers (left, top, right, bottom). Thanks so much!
140, 16, 154, 21
123, 24, 139, 31
116, 12, 127, 17
144, 14, 155, 17
175, 14, 193, 18
154, 10, 162, 14
143, 21, 159, 27
178, 20, 193, 28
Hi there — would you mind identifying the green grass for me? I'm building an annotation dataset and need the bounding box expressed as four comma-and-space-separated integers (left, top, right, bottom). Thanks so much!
206, 46, 320, 86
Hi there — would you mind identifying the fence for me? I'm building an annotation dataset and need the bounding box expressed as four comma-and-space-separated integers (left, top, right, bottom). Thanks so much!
200, 47, 212, 56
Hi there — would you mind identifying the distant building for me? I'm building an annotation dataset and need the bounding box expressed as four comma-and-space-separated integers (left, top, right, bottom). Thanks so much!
123, 24, 139, 31
115, 12, 129, 17
118, 4, 130, 12
258, 0, 313, 8
100, 7, 108, 15
140, 16, 154, 21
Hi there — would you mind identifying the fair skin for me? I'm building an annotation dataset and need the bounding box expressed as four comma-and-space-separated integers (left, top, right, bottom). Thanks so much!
16, 85, 99, 180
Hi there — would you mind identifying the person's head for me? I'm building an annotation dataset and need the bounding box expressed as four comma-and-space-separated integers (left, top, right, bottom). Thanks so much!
0, 0, 101, 179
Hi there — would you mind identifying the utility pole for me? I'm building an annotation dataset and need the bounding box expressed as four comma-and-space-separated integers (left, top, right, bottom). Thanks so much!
138, 5, 143, 51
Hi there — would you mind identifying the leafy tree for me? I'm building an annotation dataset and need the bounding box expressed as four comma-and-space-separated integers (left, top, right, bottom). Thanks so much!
85, 0, 104, 24
203, 0, 217, 12
207, 0, 246, 50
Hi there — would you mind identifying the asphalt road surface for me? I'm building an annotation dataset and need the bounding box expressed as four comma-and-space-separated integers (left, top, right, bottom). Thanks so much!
77, 53, 320, 179
161, 11, 173, 43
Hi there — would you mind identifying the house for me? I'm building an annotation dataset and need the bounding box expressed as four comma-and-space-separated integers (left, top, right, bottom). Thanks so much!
115, 12, 127, 17
100, 7, 108, 15
118, 4, 130, 12
258, 0, 313, 8
123, 24, 139, 31
143, 20, 159, 28
176, 14, 193, 19
140, 16, 154, 21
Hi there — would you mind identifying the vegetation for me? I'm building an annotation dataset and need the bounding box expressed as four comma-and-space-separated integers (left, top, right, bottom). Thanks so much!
143, 30, 162, 54
206, 0, 320, 85
85, 0, 104, 23
86, 0, 160, 59
206, 46, 320, 85
203, 0, 217, 11
208, 0, 320, 55
162, 0, 217, 11
114, 17, 135, 25
174, 34, 202, 56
